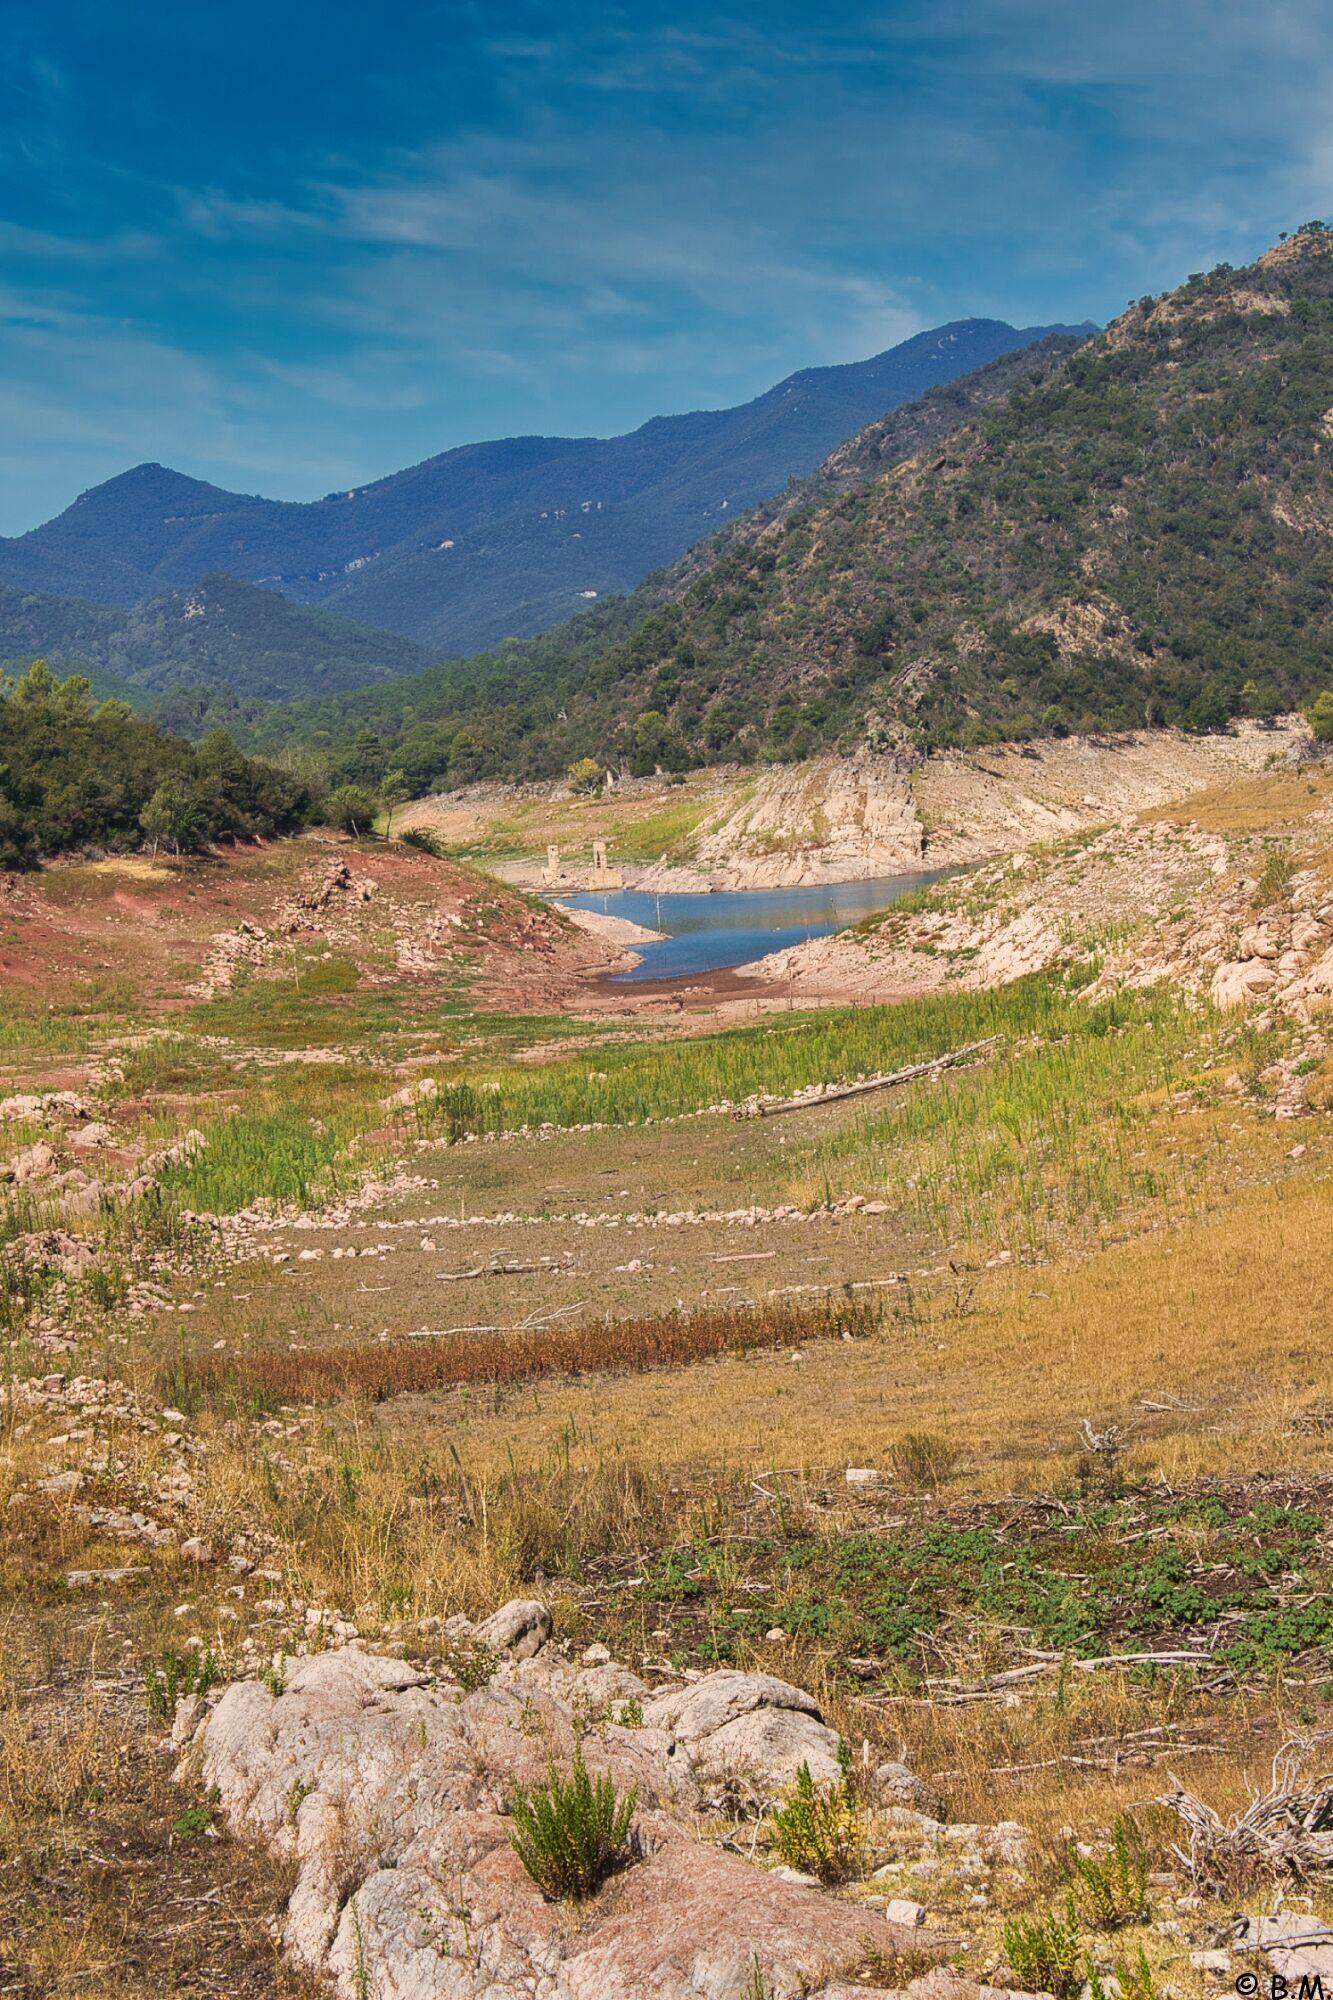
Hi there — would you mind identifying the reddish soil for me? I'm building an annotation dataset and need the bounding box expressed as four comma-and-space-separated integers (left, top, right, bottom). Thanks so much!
0, 834, 626, 1020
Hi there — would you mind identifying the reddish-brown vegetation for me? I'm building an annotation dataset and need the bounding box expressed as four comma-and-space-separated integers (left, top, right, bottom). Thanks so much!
173, 1291, 881, 1409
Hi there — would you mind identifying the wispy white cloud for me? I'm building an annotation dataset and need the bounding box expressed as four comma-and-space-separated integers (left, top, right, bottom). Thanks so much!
1, 0, 1330, 533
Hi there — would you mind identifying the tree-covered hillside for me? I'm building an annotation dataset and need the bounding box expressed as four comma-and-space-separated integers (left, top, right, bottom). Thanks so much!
293, 226, 1331, 787
0, 660, 311, 867
0, 575, 431, 704
248, 335, 1091, 788
0, 320, 1089, 655
581, 228, 1333, 764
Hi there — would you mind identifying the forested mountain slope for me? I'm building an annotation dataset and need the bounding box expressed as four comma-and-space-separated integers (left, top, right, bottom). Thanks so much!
259, 234, 1333, 790
249, 334, 1091, 787
588, 229, 1332, 764
0, 319, 1089, 654
0, 575, 431, 704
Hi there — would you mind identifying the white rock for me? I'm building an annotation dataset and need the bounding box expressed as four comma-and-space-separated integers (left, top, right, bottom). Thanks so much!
885, 1897, 927, 1927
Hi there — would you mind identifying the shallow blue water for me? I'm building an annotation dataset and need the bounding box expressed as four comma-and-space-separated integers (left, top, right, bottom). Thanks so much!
559, 870, 948, 982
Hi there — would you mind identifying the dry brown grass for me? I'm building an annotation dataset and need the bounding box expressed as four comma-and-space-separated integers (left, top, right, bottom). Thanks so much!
1142, 761, 1333, 834
0, 1624, 321, 2000
370, 1165, 1332, 1492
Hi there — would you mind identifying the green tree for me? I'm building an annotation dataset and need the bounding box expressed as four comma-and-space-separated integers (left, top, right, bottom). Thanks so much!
1307, 691, 1333, 744
323, 784, 379, 836
1185, 681, 1231, 735
380, 768, 410, 835
140, 779, 206, 856
1240, 679, 1282, 722
447, 729, 484, 783
566, 757, 602, 794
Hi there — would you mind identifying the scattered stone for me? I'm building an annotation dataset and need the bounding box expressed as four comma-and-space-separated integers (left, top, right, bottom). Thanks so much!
872, 1761, 937, 1812
66, 1565, 149, 1587
885, 1898, 927, 1928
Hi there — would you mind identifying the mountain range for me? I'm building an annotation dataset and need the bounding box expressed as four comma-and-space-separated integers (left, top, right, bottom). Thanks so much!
248, 228, 1332, 785
0, 318, 1091, 664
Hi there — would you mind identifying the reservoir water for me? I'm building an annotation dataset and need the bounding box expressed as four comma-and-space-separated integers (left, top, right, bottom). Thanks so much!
559, 870, 948, 982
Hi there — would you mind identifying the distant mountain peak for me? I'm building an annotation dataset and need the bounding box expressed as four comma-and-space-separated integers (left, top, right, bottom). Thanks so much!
0, 316, 1092, 663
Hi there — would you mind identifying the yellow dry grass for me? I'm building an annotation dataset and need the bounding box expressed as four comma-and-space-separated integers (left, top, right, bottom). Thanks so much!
1142, 762, 1333, 834
386, 1163, 1333, 1493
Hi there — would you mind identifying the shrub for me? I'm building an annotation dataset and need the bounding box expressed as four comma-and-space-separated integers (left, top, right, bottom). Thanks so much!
768, 1748, 862, 1885
567, 756, 603, 794
144, 1645, 220, 1722
1003, 1895, 1084, 1998
399, 825, 446, 857
1087, 1947, 1158, 2000
1071, 1815, 1149, 1928
508, 1744, 639, 1901
439, 1637, 498, 1691
1252, 849, 1293, 910
322, 784, 380, 836
1308, 690, 1333, 744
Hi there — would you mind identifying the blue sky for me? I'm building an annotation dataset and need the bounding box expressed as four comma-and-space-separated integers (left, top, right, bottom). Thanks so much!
2, 0, 1330, 535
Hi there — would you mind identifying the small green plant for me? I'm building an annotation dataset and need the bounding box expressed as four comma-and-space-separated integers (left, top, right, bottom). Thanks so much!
768, 1745, 863, 1885
400, 825, 446, 857
144, 1644, 220, 1722
349, 1894, 371, 2000
1086, 1945, 1158, 2000
441, 1638, 498, 1692
260, 1648, 289, 1697
172, 1804, 215, 1840
1003, 1895, 1084, 1999
1071, 1814, 1149, 1929
1252, 848, 1294, 910
615, 1695, 644, 1728
509, 1744, 639, 1901
743, 1957, 773, 2000
286, 1776, 315, 1826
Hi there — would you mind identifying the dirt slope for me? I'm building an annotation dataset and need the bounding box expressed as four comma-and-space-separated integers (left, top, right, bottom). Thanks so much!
0, 834, 621, 1018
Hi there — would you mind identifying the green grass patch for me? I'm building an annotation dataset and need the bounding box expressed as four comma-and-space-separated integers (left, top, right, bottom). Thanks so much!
787, 981, 1270, 1252
411, 974, 1080, 1139
155, 1109, 351, 1213
634, 1491, 1333, 1682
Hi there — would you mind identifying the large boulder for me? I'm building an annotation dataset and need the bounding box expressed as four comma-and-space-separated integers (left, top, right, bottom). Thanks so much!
473, 1596, 554, 1659
1211, 958, 1277, 1009
192, 1638, 943, 1999
643, 1669, 845, 1790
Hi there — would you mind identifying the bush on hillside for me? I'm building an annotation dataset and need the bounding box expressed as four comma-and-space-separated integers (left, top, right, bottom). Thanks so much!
321, 784, 380, 836
1308, 690, 1333, 743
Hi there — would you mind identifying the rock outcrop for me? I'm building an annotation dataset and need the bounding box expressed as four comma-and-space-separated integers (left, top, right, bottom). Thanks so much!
186, 1602, 969, 1999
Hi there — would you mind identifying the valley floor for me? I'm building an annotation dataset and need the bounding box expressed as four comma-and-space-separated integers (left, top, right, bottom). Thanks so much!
2, 753, 1333, 1996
